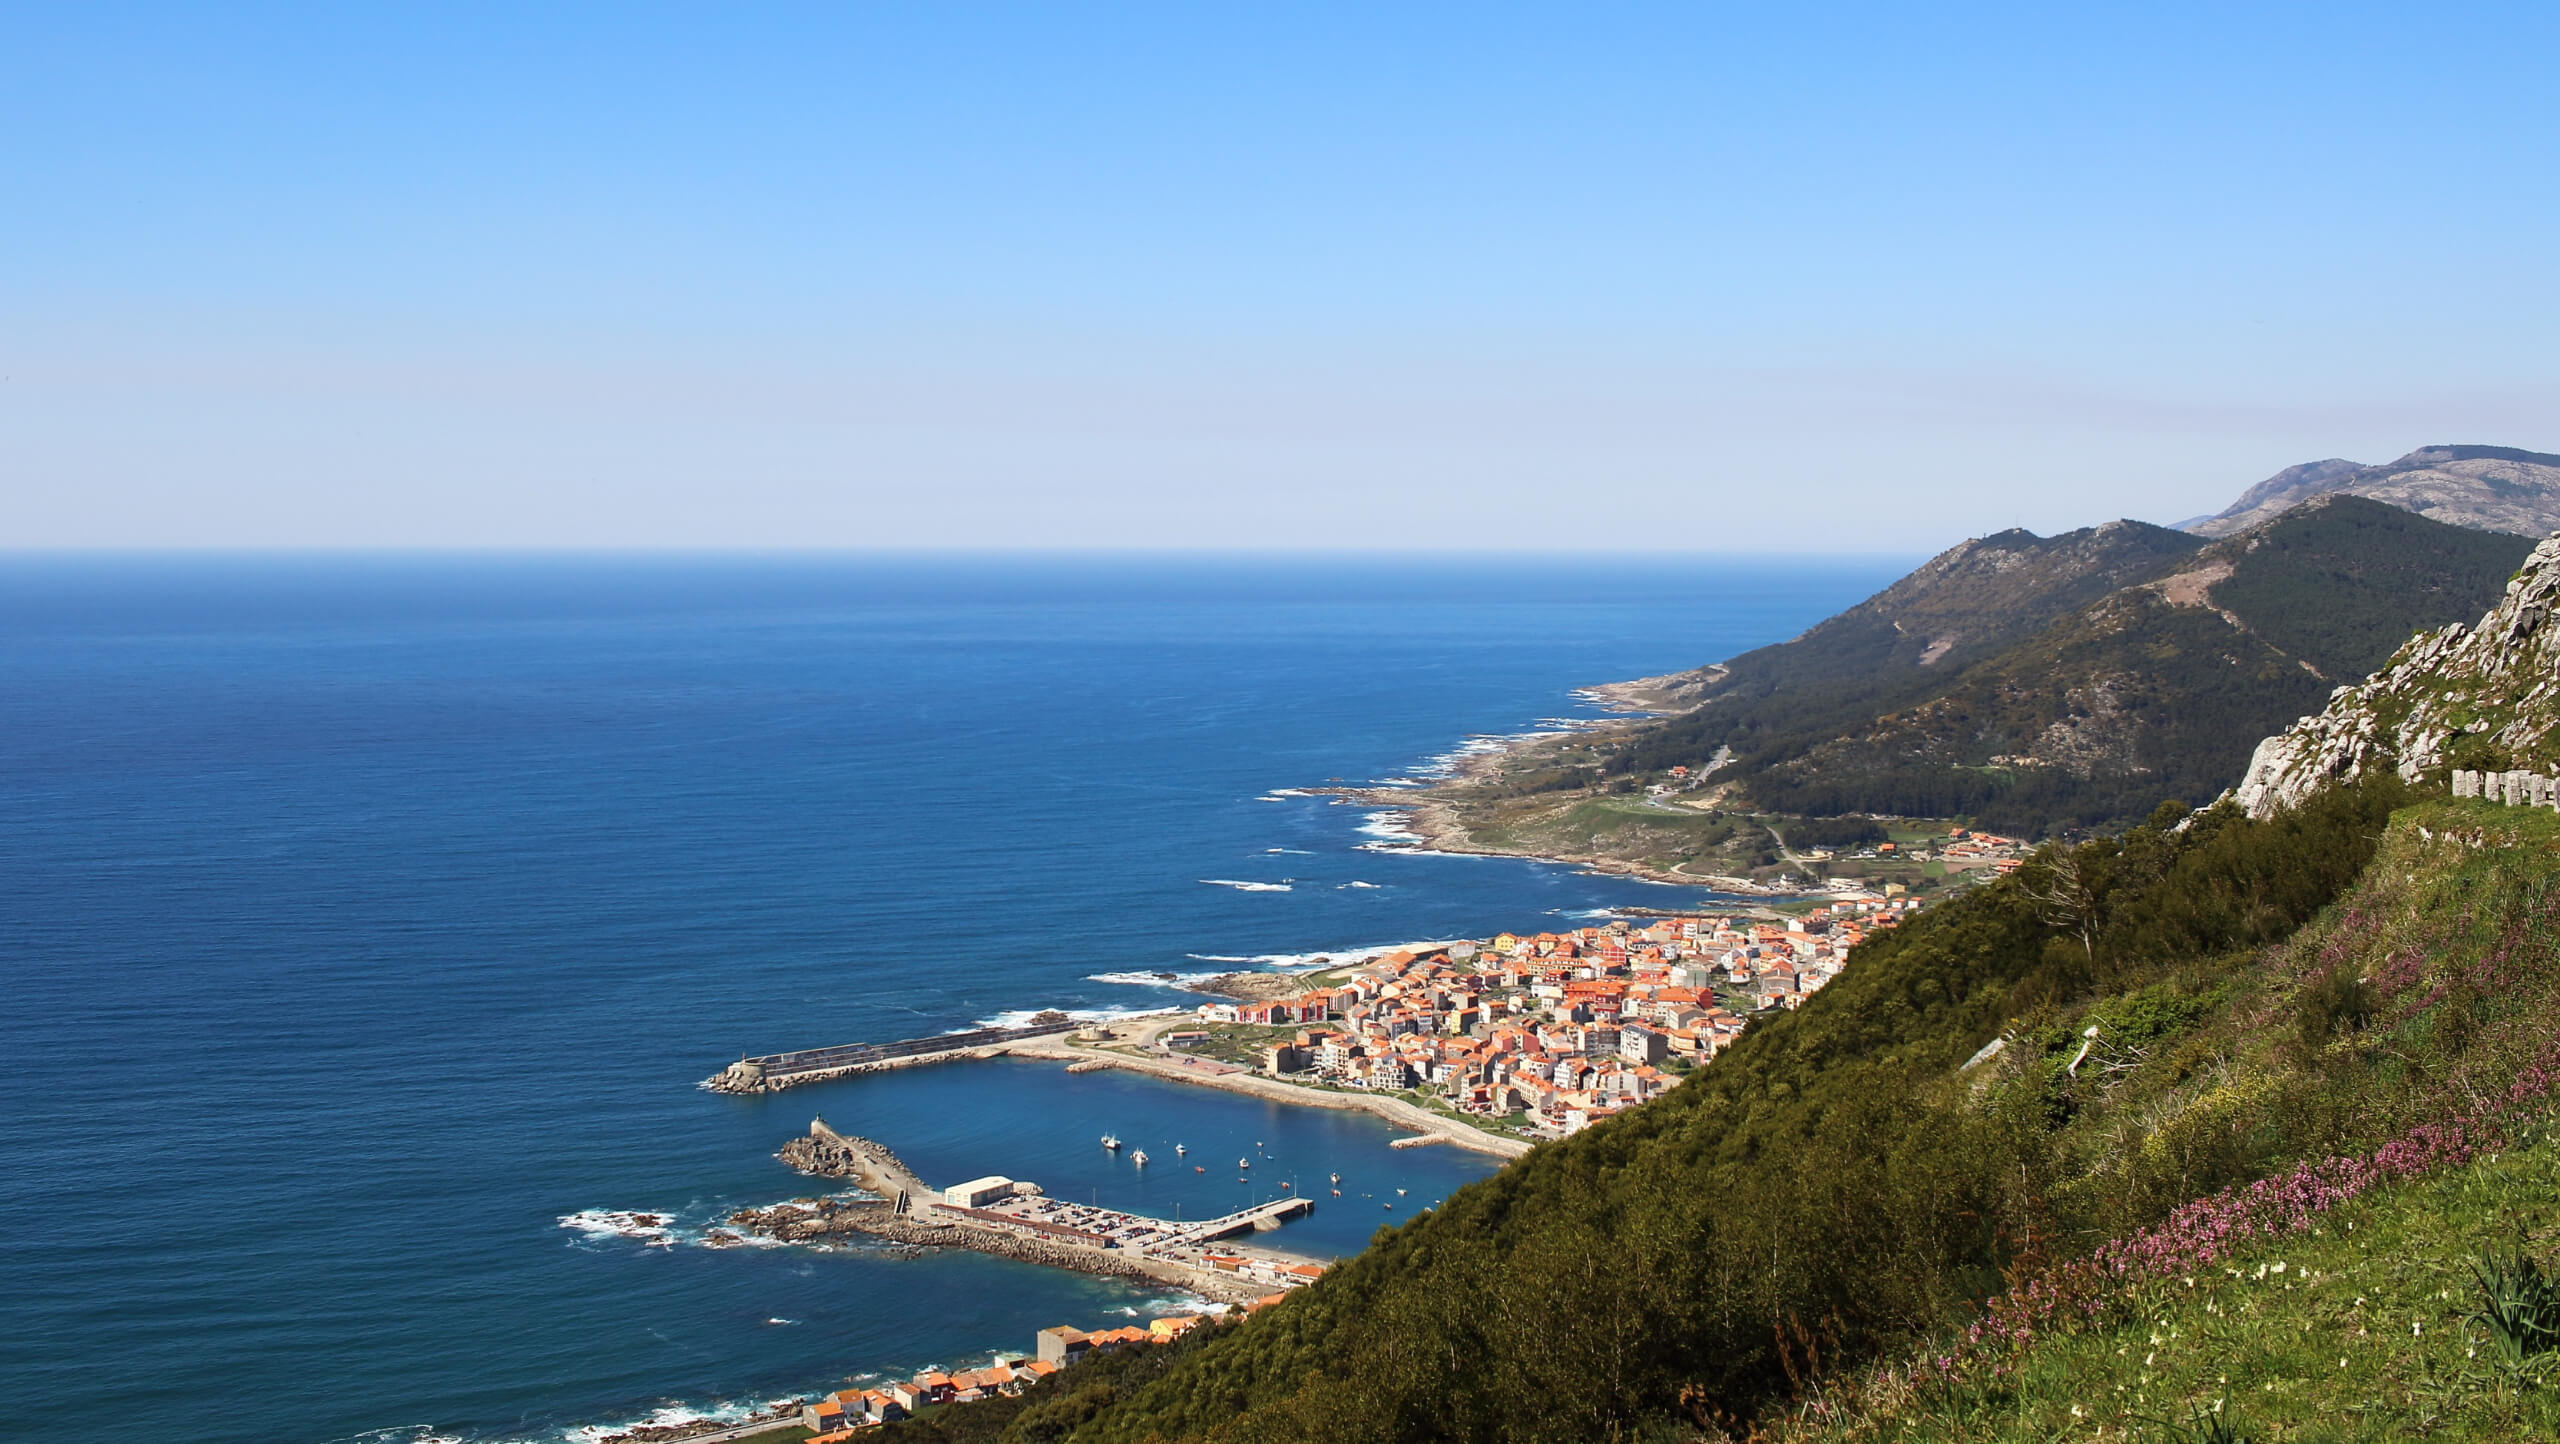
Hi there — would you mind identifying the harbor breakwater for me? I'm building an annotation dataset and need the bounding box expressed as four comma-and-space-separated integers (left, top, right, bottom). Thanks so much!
704, 1019, 1080, 1094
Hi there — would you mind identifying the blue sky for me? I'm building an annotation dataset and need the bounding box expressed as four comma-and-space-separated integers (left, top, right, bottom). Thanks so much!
5, 2, 2555, 549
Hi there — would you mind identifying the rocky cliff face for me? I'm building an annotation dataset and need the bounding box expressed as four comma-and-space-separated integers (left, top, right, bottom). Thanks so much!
2229, 532, 2560, 816
2192, 445, 2560, 539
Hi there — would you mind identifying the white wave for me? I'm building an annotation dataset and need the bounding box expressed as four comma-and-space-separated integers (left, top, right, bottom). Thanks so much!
1257, 788, 1313, 800
1200, 878, 1293, 892
1397, 716, 1618, 783
1265, 847, 1314, 854
766, 1317, 797, 1326
1338, 881, 1381, 889
1086, 969, 1228, 988
563, 1397, 784, 1444
1356, 841, 1500, 859
1182, 937, 1474, 969
1356, 811, 1422, 843
557, 1208, 677, 1244
973, 1004, 1180, 1029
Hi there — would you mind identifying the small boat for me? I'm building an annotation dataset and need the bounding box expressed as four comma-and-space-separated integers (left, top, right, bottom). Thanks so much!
1328, 1172, 1340, 1186
1131, 1150, 1150, 1166
1175, 1143, 1187, 1156
1396, 1188, 1407, 1197
1330, 1189, 1340, 1197
1102, 1135, 1121, 1151
1238, 1158, 1250, 1169
1279, 1181, 1291, 1190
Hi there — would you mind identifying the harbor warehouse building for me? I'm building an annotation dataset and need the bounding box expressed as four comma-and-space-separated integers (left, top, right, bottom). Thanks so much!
943, 1176, 1015, 1208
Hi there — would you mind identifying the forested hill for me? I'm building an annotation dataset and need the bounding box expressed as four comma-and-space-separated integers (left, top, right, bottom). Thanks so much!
1612, 496, 2533, 834
1618, 517, 2204, 731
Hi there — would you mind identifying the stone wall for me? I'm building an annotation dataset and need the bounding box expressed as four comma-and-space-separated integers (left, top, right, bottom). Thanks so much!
2451, 769, 2560, 808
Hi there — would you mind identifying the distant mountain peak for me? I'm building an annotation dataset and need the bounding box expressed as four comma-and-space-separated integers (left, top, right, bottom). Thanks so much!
2188, 445, 2560, 539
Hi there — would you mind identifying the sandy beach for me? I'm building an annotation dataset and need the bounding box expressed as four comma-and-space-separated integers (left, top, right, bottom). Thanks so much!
1000, 1022, 1533, 1160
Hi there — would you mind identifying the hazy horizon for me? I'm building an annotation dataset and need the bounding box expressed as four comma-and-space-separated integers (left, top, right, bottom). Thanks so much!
6, 3, 2555, 552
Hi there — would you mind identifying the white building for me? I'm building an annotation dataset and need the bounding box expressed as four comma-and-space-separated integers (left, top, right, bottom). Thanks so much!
943, 1176, 1016, 1208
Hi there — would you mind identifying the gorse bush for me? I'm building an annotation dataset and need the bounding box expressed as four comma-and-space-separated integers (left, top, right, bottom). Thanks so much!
2292, 966, 2374, 1053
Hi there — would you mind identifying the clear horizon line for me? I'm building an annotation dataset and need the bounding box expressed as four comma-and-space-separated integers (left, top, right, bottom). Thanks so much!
0, 543, 1944, 563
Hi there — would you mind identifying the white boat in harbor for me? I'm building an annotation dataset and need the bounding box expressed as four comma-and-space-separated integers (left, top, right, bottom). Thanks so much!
1174, 1143, 1186, 1155
1238, 1157, 1250, 1168
1131, 1150, 1149, 1166
1102, 1134, 1121, 1150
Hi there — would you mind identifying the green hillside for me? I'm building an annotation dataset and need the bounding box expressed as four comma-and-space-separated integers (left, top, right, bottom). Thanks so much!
1623, 497, 2533, 834
1611, 518, 2206, 775
883, 784, 2560, 1442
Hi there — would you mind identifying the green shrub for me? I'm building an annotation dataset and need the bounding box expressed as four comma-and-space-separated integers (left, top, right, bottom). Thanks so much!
2472, 1252, 2560, 1362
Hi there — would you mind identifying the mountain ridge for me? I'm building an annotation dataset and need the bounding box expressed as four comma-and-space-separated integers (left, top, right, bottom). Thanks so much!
2187, 443, 2560, 539
1611, 495, 2531, 834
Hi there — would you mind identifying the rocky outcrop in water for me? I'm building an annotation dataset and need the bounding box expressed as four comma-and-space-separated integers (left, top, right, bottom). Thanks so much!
2229, 532, 2560, 817
777, 1121, 879, 1179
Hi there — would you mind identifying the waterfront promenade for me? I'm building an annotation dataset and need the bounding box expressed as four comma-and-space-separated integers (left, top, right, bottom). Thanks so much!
999, 1020, 1533, 1160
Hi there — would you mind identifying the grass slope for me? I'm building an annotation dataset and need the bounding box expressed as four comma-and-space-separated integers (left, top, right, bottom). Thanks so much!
1784, 1134, 2560, 1442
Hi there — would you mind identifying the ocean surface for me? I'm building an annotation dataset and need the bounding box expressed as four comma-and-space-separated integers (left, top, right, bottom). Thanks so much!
0, 554, 1901, 1444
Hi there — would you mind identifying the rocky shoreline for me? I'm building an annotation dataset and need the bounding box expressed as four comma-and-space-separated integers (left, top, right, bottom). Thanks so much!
724, 1195, 1222, 1292
749, 1121, 1282, 1303
593, 1403, 804, 1444
1337, 782, 1790, 895
1193, 969, 1336, 1002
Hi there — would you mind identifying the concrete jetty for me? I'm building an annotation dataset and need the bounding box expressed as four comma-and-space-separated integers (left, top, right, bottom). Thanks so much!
745, 1119, 1324, 1303
704, 1019, 1079, 1094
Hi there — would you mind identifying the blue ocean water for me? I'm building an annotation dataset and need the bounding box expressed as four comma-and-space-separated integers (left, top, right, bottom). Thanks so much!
0, 554, 1899, 1444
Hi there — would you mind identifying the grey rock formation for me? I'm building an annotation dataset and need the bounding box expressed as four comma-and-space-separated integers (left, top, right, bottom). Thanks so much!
2228, 532, 2560, 816
2191, 446, 2560, 539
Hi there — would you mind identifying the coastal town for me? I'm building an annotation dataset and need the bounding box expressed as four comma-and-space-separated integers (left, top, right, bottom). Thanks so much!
1168, 891, 1935, 1139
